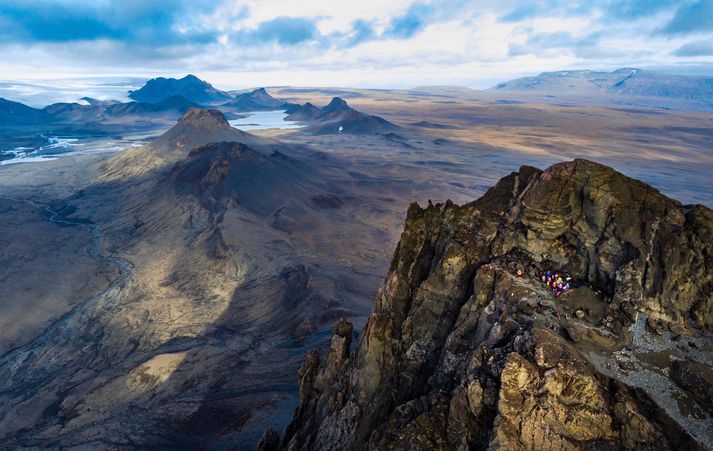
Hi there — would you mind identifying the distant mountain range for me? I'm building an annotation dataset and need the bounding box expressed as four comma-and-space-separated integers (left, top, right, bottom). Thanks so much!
0, 94, 202, 126
5, 68, 712, 130
128, 75, 296, 112
0, 77, 295, 127
493, 68, 713, 109
0, 91, 397, 137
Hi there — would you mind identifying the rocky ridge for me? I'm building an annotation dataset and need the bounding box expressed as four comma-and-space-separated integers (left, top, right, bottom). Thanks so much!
272, 159, 713, 450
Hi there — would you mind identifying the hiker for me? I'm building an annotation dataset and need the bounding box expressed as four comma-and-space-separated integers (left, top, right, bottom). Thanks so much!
516, 269, 523, 277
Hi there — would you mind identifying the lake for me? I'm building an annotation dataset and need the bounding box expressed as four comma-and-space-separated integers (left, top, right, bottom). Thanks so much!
228, 110, 304, 131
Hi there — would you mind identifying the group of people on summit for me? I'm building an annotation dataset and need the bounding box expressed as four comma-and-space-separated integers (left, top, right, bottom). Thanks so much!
514, 268, 576, 298
541, 271, 572, 297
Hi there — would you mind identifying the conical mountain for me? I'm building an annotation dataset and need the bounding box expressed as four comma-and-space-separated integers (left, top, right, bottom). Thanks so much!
101, 108, 272, 179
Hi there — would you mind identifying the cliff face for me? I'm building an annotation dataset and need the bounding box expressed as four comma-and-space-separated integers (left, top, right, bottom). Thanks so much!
274, 159, 713, 450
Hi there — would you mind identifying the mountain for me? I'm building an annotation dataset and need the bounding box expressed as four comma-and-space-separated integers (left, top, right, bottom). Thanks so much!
305, 97, 399, 135
104, 95, 201, 118
493, 68, 713, 108
101, 107, 271, 179
152, 107, 268, 149
43, 101, 101, 119
128, 74, 232, 104
0, 97, 54, 124
222, 87, 293, 111
284, 102, 321, 121
274, 159, 713, 449
39, 96, 202, 123
170, 141, 324, 217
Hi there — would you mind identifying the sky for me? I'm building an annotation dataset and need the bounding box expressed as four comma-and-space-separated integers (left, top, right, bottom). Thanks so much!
0, 0, 712, 89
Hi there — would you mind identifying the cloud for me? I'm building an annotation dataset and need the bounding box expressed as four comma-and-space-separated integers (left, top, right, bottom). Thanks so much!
347, 19, 377, 46
0, 0, 712, 88
509, 31, 601, 57
607, 0, 679, 19
674, 39, 713, 56
0, 0, 221, 45
498, 1, 591, 23
247, 16, 319, 45
385, 2, 434, 38
659, 0, 713, 35
500, 4, 541, 22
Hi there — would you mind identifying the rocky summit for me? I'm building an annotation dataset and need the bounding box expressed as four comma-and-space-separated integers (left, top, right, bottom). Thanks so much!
272, 159, 713, 450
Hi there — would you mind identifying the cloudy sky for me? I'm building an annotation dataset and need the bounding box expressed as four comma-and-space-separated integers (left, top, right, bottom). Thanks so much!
1, 0, 712, 89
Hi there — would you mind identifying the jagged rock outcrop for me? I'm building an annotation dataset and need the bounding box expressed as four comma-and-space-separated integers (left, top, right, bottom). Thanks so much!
277, 159, 713, 450
670, 359, 713, 414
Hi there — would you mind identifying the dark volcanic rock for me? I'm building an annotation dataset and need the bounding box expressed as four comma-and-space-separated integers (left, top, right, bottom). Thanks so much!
670, 359, 713, 413
276, 159, 713, 450
258, 429, 281, 451
169, 140, 330, 218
